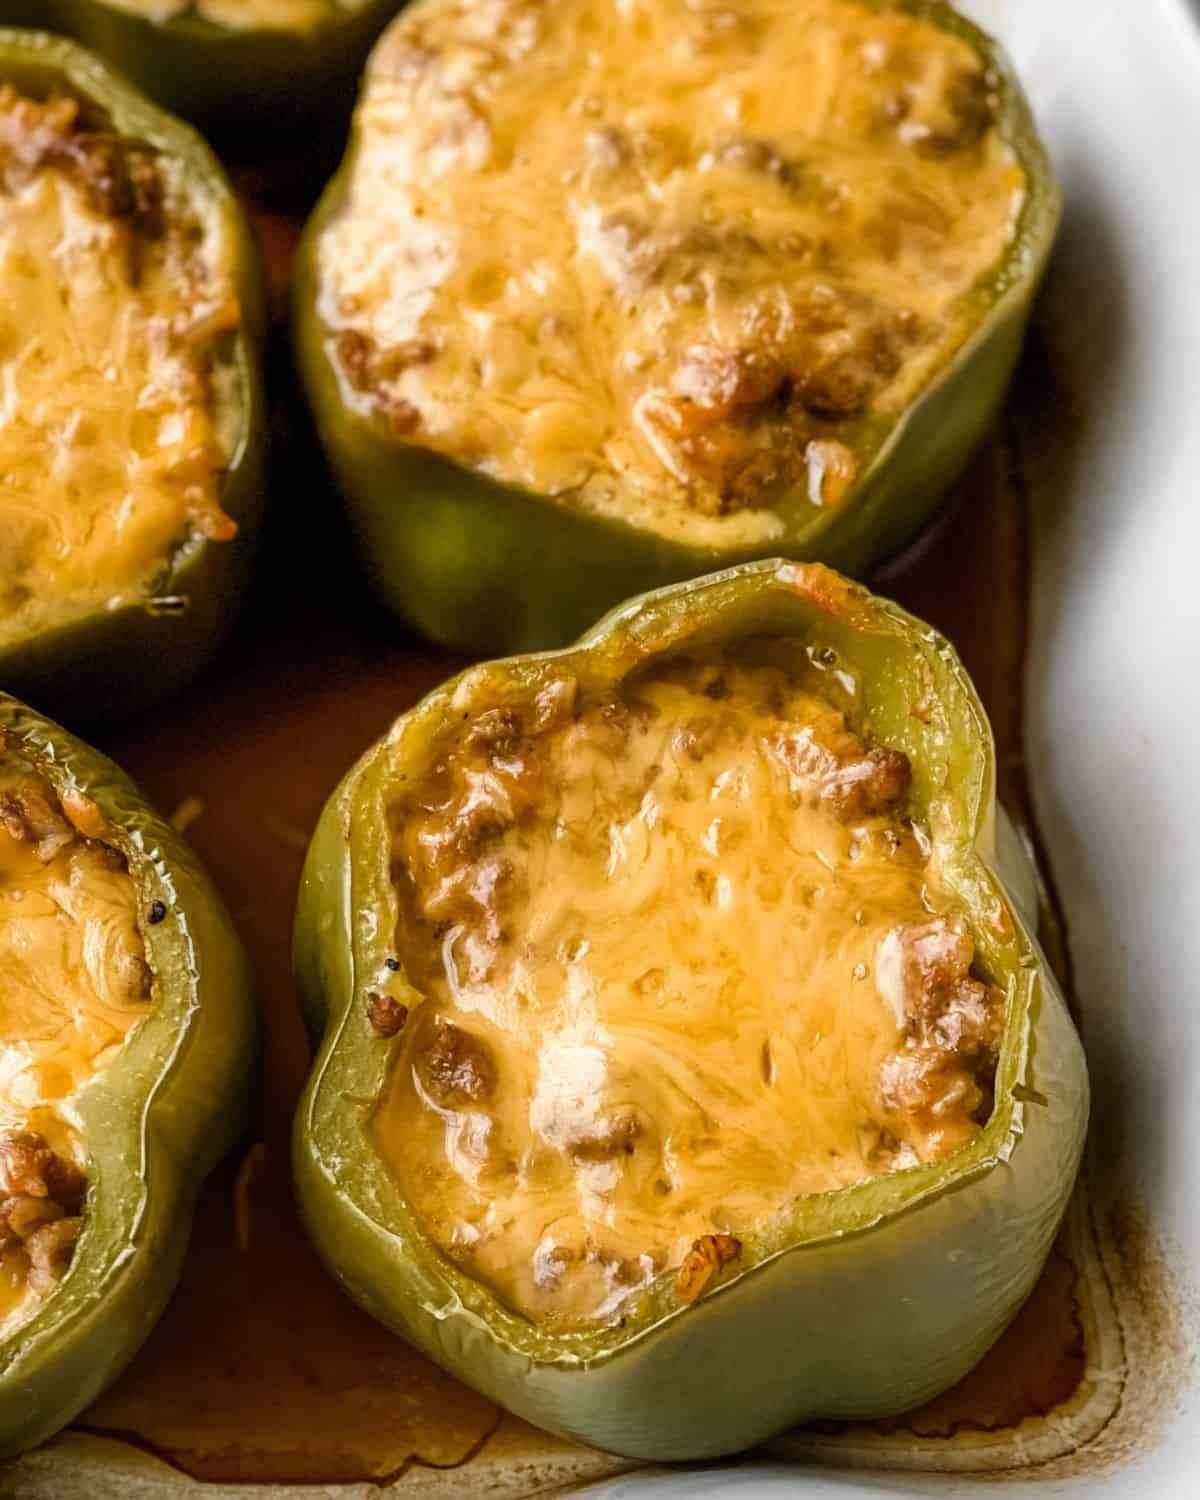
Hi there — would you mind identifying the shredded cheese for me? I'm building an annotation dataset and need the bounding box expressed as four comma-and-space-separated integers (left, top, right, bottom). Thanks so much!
321, 0, 1024, 542
0, 92, 236, 648
373, 658, 996, 1325
0, 765, 152, 1334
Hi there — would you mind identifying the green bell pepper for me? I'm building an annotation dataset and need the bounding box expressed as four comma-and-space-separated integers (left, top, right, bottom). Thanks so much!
0, 2, 402, 144
292, 558, 1089, 1461
294, 0, 1060, 657
0, 29, 267, 726
0, 693, 257, 1459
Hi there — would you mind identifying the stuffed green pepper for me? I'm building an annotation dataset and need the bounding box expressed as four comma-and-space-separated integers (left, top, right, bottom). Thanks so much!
293, 559, 1088, 1460
0, 2, 403, 139
296, 0, 1059, 655
0, 29, 266, 723
0, 694, 256, 1458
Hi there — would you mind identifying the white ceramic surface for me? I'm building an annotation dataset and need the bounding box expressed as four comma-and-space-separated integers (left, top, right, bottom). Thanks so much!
588, 0, 1200, 1493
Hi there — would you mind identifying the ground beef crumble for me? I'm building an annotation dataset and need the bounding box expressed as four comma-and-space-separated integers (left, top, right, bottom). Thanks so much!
0, 1132, 87, 1299
878, 915, 1005, 1157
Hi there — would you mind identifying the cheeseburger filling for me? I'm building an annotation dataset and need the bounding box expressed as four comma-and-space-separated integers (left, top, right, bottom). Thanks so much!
321, 0, 1024, 546
0, 84, 239, 649
0, 757, 153, 1336
372, 651, 1005, 1326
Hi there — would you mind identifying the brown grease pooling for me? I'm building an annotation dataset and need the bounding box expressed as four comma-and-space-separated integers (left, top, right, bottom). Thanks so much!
62, 411, 1087, 1484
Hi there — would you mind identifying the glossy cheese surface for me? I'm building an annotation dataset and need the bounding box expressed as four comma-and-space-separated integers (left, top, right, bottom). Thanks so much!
0, 88, 237, 650
0, 764, 152, 1335
321, 0, 1024, 545
374, 656, 1004, 1326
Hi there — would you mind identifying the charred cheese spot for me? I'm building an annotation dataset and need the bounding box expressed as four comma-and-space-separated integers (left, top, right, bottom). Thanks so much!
0, 764, 153, 1335
372, 655, 1004, 1326
320, 0, 1024, 545
0, 86, 239, 650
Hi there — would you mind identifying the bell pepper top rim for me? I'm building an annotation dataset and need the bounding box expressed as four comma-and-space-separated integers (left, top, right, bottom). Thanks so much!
297, 558, 1065, 1368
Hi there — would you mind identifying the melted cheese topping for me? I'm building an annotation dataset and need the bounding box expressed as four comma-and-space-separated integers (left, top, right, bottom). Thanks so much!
321, 0, 1024, 543
0, 766, 152, 1335
0, 91, 236, 649
374, 659, 999, 1326
101, 0, 354, 29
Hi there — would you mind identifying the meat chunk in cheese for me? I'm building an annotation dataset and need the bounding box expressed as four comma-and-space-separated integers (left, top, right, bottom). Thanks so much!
372, 655, 1005, 1327
0, 86, 238, 650
320, 0, 1025, 546
0, 764, 153, 1336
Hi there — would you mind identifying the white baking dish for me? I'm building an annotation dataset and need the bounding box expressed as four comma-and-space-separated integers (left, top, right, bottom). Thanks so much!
2, 3, 1195, 1495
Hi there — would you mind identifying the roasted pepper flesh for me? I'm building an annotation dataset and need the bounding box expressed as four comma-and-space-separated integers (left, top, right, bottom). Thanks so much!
375, 652, 1005, 1328
0, 695, 256, 1459
293, 560, 1088, 1459
296, 0, 1059, 654
1, 1, 404, 144
0, 29, 265, 723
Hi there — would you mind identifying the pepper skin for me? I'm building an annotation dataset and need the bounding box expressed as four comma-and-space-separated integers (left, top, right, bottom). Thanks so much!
0, 694, 257, 1459
294, 0, 1060, 657
292, 559, 1089, 1461
0, 30, 267, 725
0, 2, 402, 144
